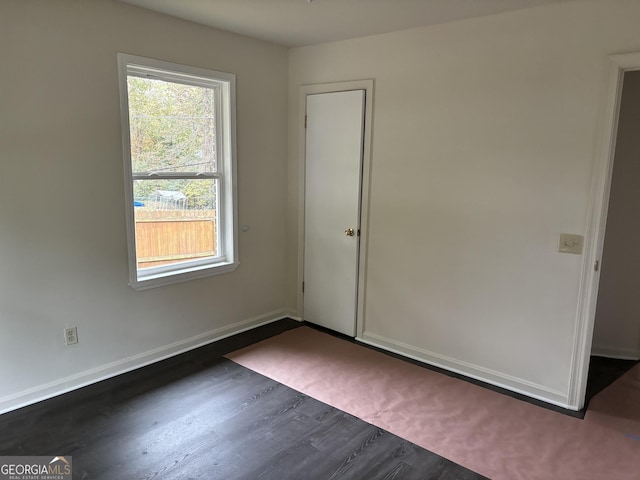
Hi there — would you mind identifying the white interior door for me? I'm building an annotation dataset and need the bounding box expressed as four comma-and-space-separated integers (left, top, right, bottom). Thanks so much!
304, 90, 365, 336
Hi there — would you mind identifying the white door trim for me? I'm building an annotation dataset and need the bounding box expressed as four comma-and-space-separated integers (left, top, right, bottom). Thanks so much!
297, 80, 374, 337
569, 52, 640, 410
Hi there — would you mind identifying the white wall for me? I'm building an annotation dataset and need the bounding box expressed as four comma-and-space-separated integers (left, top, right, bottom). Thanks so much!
0, 0, 289, 412
592, 70, 640, 360
287, 0, 640, 407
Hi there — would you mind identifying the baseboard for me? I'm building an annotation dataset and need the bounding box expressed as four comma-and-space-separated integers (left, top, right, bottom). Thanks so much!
0, 310, 290, 415
591, 345, 640, 360
358, 331, 570, 409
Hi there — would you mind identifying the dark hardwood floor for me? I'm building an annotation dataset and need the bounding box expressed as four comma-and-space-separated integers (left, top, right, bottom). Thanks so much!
0, 320, 486, 480
585, 355, 639, 407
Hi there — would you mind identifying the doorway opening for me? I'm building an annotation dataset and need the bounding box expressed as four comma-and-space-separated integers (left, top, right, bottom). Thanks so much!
573, 53, 640, 411
585, 69, 640, 407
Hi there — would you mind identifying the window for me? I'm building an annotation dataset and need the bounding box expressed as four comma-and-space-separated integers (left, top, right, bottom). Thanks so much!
117, 54, 238, 289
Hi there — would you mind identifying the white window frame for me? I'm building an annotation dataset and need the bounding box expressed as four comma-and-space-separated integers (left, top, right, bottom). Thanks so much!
117, 53, 239, 290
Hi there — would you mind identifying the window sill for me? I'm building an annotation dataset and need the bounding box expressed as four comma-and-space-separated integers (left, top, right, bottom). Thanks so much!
129, 260, 239, 290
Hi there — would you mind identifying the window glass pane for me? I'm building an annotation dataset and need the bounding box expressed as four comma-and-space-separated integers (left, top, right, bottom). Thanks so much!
127, 76, 216, 174
133, 179, 218, 270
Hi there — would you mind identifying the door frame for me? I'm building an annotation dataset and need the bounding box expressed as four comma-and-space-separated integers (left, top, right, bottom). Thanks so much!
297, 80, 374, 337
569, 52, 640, 410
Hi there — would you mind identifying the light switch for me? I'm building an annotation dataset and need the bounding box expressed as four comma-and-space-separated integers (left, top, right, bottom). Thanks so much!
559, 233, 583, 255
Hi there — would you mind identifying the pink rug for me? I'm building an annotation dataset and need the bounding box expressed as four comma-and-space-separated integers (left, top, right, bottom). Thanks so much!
227, 327, 640, 480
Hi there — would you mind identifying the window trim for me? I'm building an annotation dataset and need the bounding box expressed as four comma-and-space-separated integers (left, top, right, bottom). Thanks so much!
117, 53, 239, 290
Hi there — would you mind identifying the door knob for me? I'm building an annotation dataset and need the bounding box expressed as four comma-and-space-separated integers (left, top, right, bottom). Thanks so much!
345, 228, 355, 237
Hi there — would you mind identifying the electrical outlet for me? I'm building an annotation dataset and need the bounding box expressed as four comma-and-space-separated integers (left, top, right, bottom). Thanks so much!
64, 326, 78, 346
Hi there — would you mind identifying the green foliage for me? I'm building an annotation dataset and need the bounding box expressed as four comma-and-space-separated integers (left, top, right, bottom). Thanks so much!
127, 76, 217, 207
133, 179, 216, 210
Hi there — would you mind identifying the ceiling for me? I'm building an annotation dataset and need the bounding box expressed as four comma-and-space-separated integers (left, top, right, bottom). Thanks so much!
121, 0, 578, 47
